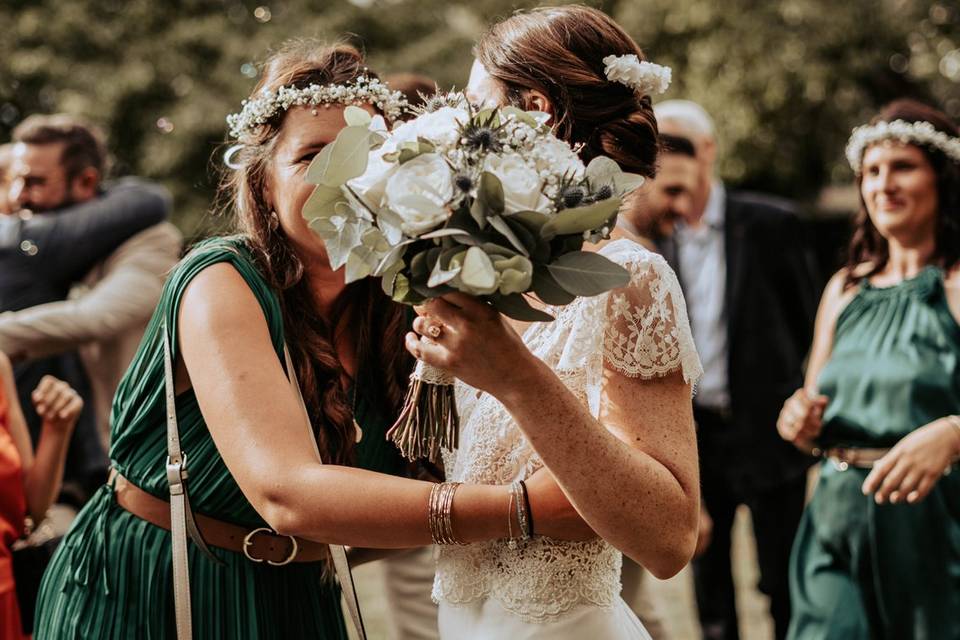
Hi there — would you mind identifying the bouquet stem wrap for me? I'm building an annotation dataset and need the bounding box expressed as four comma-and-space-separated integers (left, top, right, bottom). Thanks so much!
387, 360, 459, 460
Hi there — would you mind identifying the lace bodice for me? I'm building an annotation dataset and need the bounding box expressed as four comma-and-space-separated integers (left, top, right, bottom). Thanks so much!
433, 239, 702, 622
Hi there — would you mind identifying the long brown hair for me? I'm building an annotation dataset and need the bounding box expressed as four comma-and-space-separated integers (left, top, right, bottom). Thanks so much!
844, 99, 960, 288
219, 39, 411, 465
475, 5, 659, 178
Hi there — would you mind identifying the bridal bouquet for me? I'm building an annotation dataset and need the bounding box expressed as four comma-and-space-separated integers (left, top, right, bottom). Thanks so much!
303, 95, 643, 459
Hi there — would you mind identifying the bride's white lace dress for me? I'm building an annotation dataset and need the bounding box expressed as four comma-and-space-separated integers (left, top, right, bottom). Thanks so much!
433, 239, 703, 639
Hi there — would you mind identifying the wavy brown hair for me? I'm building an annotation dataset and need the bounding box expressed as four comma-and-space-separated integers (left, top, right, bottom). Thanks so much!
475, 5, 659, 178
844, 99, 960, 288
219, 39, 412, 465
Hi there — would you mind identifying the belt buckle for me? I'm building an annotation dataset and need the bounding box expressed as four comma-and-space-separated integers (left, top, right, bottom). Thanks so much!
828, 448, 850, 472
243, 527, 299, 566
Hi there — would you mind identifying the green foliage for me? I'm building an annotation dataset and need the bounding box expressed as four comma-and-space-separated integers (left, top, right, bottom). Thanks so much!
1, 0, 956, 240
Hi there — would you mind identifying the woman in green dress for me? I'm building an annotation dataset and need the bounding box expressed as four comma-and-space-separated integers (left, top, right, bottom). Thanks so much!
777, 99, 960, 639
34, 41, 594, 639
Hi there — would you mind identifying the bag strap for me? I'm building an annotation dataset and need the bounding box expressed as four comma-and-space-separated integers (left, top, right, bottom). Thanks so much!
282, 346, 367, 640
163, 320, 366, 640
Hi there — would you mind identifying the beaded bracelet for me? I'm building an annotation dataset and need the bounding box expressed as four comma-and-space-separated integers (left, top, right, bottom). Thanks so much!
518, 480, 534, 538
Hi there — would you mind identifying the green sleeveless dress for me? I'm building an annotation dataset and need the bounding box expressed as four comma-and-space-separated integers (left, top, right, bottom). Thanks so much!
34, 236, 407, 639
788, 266, 960, 640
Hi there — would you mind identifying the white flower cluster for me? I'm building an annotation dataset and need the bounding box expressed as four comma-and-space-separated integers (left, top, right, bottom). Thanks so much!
845, 119, 960, 171
602, 54, 672, 96
226, 76, 408, 139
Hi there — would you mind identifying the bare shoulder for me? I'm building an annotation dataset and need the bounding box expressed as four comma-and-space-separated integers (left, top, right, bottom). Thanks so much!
178, 261, 264, 334
819, 266, 862, 327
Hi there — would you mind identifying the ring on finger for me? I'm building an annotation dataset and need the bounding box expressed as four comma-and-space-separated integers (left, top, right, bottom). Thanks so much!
427, 323, 444, 339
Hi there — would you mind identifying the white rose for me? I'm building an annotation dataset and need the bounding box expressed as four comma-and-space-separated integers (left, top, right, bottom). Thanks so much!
389, 106, 468, 150
384, 154, 454, 236
483, 153, 550, 213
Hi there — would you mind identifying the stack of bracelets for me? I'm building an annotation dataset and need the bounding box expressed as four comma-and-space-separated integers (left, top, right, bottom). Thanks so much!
428, 480, 535, 546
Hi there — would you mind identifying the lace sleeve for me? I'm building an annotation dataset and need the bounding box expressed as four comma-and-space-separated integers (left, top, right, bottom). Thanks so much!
602, 251, 702, 386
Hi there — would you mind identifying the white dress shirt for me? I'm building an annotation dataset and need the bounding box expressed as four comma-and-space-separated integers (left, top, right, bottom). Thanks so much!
675, 181, 730, 410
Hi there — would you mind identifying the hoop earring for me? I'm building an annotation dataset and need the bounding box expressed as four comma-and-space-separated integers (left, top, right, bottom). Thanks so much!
269, 210, 280, 231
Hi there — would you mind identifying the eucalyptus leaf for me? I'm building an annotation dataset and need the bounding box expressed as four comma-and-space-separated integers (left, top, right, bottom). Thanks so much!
301, 184, 346, 223
585, 156, 622, 186
410, 249, 431, 281
343, 105, 372, 127
306, 125, 371, 187
470, 196, 488, 229
478, 171, 504, 214
499, 106, 539, 128
392, 274, 427, 305
379, 259, 404, 294
547, 251, 631, 296
345, 247, 375, 283
421, 228, 473, 240
374, 239, 415, 276
309, 216, 365, 271
487, 215, 529, 257
531, 268, 576, 305
542, 196, 621, 239
398, 147, 422, 164
506, 210, 550, 234
427, 248, 465, 287
616, 172, 646, 194
491, 294, 555, 322
459, 246, 498, 295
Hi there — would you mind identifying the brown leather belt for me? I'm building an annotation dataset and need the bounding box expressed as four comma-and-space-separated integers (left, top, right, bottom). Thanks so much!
111, 471, 328, 565
822, 447, 890, 470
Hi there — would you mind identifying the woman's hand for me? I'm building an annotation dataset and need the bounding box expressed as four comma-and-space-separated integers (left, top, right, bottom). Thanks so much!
523, 467, 597, 542
406, 293, 543, 397
31, 375, 83, 434
777, 388, 828, 450
862, 418, 960, 504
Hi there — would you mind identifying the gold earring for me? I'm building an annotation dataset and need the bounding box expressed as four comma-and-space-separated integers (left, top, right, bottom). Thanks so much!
269, 210, 279, 231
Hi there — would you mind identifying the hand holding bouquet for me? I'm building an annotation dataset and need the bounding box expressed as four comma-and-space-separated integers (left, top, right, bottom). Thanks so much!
304, 96, 643, 459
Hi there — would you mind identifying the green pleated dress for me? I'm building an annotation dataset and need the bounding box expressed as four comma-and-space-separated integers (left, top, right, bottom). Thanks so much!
34, 237, 407, 639
788, 266, 960, 640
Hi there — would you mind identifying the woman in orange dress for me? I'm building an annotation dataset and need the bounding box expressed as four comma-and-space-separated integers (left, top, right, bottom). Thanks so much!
0, 353, 81, 639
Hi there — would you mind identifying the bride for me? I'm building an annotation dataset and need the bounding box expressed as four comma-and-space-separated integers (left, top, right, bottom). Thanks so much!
410, 6, 702, 638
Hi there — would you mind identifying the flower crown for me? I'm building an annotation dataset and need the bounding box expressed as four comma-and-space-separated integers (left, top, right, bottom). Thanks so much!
845, 119, 960, 171
602, 54, 672, 96
226, 75, 408, 139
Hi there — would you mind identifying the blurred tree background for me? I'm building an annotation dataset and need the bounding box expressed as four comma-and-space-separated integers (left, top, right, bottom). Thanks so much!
1, 0, 958, 241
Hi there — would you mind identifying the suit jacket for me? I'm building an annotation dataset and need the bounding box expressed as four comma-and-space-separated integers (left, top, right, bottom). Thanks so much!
0, 178, 170, 492
662, 190, 820, 493
0, 222, 183, 445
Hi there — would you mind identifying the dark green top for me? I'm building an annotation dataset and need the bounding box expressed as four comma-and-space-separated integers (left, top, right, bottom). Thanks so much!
789, 266, 960, 639
36, 237, 406, 639
817, 265, 960, 448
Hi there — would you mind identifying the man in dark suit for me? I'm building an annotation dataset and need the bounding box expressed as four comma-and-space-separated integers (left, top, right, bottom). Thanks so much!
1, 114, 170, 501
654, 101, 819, 640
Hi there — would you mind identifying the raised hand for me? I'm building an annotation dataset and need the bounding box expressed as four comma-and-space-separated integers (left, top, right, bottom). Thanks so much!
777, 388, 828, 450
31, 375, 83, 433
407, 293, 540, 398
862, 418, 960, 504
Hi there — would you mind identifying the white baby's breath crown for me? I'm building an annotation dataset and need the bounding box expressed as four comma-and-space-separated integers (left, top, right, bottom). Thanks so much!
602, 54, 672, 96
845, 119, 960, 172
226, 75, 408, 139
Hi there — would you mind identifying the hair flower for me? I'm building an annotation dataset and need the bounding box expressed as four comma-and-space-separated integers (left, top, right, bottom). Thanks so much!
602, 54, 672, 96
